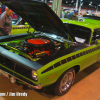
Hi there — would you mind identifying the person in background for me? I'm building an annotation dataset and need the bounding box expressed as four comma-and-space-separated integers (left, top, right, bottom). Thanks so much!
79, 13, 83, 17
64, 11, 70, 18
68, 10, 78, 20
86, 11, 89, 15
0, 7, 13, 36
1, 4, 6, 14
67, 11, 74, 19
60, 8, 65, 18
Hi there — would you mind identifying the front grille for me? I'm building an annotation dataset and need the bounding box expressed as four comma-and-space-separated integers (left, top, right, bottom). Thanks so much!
0, 54, 35, 83
15, 64, 32, 79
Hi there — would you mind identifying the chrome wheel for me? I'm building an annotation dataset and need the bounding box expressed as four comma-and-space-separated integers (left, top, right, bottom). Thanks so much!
59, 71, 74, 93
54, 68, 75, 96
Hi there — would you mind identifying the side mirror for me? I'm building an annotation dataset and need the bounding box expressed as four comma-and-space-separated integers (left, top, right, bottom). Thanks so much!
25, 22, 28, 25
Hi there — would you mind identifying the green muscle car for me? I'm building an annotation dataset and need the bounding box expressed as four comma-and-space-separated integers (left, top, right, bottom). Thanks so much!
11, 15, 34, 35
0, 0, 100, 96
83, 15, 100, 25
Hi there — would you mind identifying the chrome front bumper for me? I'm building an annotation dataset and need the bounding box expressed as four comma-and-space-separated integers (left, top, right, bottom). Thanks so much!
0, 69, 43, 89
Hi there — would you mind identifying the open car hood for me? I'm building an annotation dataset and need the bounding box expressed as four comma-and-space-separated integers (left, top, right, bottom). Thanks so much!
0, 0, 75, 41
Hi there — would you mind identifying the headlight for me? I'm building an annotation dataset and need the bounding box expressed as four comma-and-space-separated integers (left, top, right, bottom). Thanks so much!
31, 70, 38, 81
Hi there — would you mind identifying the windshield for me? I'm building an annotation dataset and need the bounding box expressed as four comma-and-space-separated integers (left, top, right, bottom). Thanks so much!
11, 14, 22, 25
64, 23, 91, 44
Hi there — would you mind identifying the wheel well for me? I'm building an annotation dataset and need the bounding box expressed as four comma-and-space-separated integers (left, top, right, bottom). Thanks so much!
58, 65, 80, 79
73, 65, 80, 74
55, 65, 80, 84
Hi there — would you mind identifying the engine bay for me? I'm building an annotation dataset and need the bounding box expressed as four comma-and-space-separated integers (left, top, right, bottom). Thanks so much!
21, 38, 55, 58
11, 38, 59, 58
1, 33, 70, 61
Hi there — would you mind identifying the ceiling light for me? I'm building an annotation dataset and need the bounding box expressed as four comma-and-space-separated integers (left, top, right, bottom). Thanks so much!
81, 2, 83, 6
66, 1, 68, 3
89, 1, 92, 5
49, 0, 53, 2
71, 0, 74, 3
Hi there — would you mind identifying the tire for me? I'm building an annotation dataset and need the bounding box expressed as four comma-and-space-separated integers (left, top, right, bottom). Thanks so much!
54, 68, 75, 96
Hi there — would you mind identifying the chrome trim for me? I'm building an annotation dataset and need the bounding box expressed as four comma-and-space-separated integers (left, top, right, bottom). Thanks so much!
0, 70, 43, 89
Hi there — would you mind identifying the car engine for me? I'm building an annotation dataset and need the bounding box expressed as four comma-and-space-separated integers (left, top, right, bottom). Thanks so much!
21, 38, 55, 58
7, 37, 64, 59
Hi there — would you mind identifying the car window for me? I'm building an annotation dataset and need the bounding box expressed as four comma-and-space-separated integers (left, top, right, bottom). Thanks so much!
64, 23, 91, 44
92, 29, 100, 44
12, 14, 25, 25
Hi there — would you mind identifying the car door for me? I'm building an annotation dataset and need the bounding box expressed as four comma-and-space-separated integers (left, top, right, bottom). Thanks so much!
90, 28, 100, 61
66, 23, 100, 70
